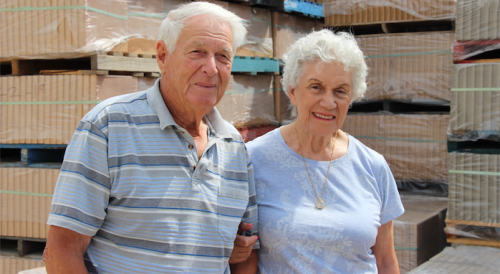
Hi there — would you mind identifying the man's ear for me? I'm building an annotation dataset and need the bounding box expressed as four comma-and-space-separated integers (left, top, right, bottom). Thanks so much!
156, 40, 169, 75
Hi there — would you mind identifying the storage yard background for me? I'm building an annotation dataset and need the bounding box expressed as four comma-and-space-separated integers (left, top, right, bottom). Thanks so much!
1, 0, 499, 273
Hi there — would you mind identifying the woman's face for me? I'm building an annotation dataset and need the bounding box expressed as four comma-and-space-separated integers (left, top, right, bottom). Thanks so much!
289, 61, 353, 137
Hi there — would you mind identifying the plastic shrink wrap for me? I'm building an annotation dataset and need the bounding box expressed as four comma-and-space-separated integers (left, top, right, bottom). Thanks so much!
454, 0, 500, 61
446, 153, 500, 245
273, 76, 295, 125
449, 63, 500, 142
407, 245, 500, 273
0, 0, 272, 59
342, 113, 450, 184
0, 167, 59, 239
0, 256, 44, 274
217, 75, 277, 128
0, 75, 156, 144
272, 11, 323, 60
356, 32, 454, 102
394, 195, 448, 274
323, 0, 456, 26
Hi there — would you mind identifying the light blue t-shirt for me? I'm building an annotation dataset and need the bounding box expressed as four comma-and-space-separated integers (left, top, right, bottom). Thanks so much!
247, 128, 404, 274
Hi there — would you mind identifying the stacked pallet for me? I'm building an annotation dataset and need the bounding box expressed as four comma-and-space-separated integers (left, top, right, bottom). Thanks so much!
445, 0, 500, 250
0, 75, 155, 144
394, 196, 448, 274
357, 32, 454, 101
272, 11, 324, 60
323, 0, 456, 26
453, 0, 500, 62
449, 64, 500, 141
0, 0, 273, 58
342, 114, 450, 184
0, 256, 44, 274
407, 245, 500, 273
218, 75, 276, 128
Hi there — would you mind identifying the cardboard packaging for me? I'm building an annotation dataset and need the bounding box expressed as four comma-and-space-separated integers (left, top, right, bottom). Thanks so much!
273, 76, 295, 125
323, 0, 456, 26
0, 167, 59, 239
0, 256, 45, 274
0, 75, 156, 144
394, 195, 448, 273
0, 0, 129, 58
341, 113, 450, 182
449, 63, 500, 141
456, 0, 500, 41
448, 153, 499, 224
357, 32, 454, 101
217, 75, 276, 128
407, 245, 500, 273
272, 11, 323, 60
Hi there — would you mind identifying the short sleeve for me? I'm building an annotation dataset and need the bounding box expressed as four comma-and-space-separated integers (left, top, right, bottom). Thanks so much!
378, 159, 405, 225
242, 149, 260, 249
47, 120, 111, 236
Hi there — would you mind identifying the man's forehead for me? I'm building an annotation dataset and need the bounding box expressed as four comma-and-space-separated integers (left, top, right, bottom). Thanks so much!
189, 40, 232, 53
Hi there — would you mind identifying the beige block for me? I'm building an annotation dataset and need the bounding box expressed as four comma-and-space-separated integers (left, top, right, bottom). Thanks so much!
0, 168, 59, 239
342, 114, 449, 182
394, 195, 448, 273
0, 75, 157, 144
217, 75, 276, 127
357, 32, 453, 101
0, 256, 45, 274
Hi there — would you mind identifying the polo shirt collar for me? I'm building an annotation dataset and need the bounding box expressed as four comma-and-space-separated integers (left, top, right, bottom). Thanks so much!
147, 79, 234, 141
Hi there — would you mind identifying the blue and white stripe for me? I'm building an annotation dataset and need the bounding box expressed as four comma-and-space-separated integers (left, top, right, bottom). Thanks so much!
48, 79, 258, 273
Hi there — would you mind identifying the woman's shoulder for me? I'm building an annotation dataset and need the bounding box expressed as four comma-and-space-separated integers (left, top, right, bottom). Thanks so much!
347, 134, 387, 167
246, 127, 281, 153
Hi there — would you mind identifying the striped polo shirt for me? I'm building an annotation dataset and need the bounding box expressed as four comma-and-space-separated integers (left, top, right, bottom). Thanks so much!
47, 79, 259, 273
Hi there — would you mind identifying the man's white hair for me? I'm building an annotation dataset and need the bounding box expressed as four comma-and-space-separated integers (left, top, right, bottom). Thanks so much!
158, 2, 248, 55
282, 29, 368, 105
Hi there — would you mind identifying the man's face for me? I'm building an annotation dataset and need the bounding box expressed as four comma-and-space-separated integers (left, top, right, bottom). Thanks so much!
158, 15, 234, 117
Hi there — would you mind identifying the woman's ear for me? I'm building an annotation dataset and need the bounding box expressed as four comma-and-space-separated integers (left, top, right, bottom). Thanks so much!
289, 86, 297, 106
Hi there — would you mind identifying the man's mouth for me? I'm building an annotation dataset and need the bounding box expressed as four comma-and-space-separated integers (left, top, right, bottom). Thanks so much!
313, 112, 335, 120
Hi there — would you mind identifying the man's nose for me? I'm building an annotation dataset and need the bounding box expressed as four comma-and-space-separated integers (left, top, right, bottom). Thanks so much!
203, 55, 218, 77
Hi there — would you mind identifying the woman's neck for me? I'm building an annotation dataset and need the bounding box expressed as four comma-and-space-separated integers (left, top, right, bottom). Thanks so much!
281, 122, 349, 162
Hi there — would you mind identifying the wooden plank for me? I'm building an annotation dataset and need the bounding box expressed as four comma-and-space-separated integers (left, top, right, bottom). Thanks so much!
447, 235, 500, 247
91, 54, 160, 73
40, 70, 109, 75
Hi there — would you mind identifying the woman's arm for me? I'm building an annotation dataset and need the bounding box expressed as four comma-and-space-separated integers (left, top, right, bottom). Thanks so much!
372, 221, 400, 274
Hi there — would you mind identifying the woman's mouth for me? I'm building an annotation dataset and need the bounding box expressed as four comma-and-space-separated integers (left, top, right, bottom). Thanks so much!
313, 112, 335, 120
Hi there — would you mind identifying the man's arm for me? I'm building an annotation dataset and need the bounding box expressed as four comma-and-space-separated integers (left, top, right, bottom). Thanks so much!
230, 249, 258, 274
229, 222, 258, 265
44, 225, 92, 274
372, 221, 400, 274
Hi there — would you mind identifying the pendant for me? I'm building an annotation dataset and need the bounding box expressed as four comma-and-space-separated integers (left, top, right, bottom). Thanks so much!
316, 199, 325, 209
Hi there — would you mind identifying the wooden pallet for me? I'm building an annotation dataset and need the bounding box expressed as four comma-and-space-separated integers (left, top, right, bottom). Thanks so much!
453, 40, 500, 63
0, 238, 46, 257
1, 53, 279, 76
0, 144, 65, 168
445, 219, 500, 248
283, 0, 323, 19
349, 100, 450, 114
327, 19, 454, 36
0, 52, 161, 76
448, 140, 500, 154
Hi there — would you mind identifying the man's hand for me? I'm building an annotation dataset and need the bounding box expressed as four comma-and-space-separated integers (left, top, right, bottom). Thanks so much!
229, 222, 258, 264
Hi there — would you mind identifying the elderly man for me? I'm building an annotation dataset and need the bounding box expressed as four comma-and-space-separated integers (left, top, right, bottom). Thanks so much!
43, 2, 258, 273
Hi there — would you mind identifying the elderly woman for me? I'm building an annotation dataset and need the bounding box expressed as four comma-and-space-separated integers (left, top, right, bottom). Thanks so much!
243, 30, 405, 273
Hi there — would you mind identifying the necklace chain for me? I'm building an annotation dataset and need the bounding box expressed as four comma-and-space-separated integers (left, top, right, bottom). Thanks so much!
294, 125, 338, 209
